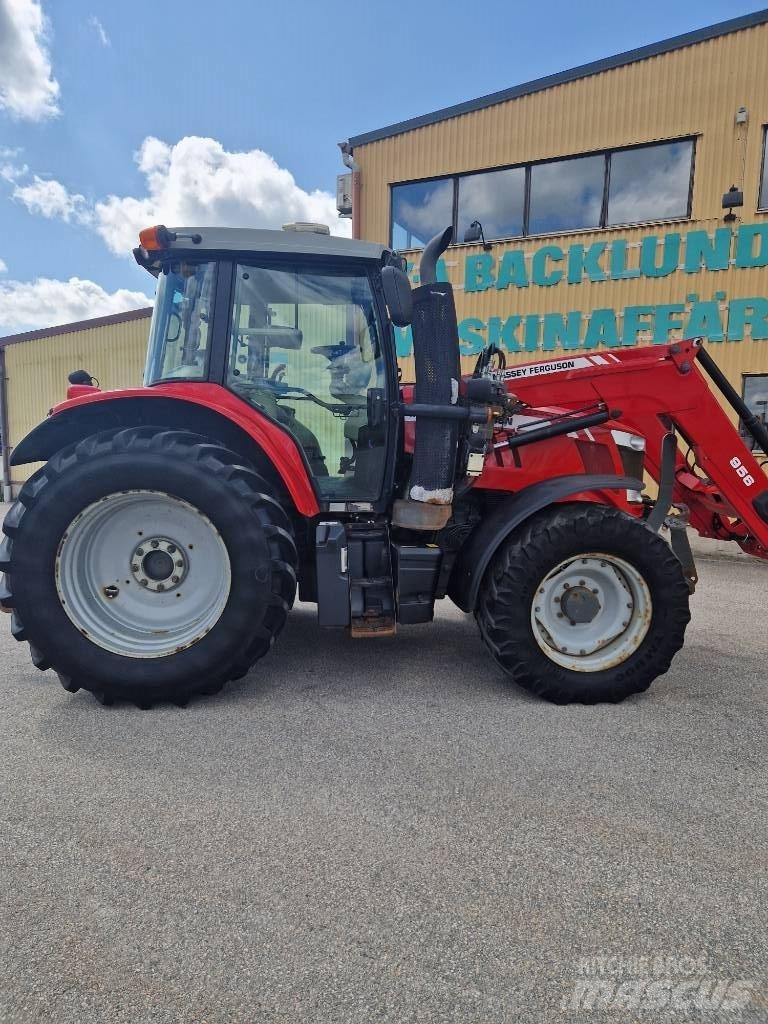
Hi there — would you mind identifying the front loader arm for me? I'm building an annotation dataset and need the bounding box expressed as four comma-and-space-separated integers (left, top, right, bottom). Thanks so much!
506, 341, 768, 560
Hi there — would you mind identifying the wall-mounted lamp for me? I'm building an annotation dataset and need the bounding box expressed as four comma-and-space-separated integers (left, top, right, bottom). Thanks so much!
722, 184, 744, 223
463, 220, 492, 250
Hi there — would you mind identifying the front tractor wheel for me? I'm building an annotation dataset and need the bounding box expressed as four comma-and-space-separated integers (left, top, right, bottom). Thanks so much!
0, 428, 298, 707
476, 504, 691, 704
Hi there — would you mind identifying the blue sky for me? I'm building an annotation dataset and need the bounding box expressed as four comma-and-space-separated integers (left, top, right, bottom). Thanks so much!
0, 0, 764, 333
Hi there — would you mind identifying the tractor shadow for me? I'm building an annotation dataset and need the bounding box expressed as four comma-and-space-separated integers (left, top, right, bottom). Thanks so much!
28, 602, 536, 762
224, 601, 524, 706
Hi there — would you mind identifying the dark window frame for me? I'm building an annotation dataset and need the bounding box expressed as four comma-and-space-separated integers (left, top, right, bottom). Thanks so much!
145, 259, 220, 387
758, 126, 768, 212
741, 373, 768, 454
389, 135, 697, 249
527, 150, 608, 237
455, 164, 527, 243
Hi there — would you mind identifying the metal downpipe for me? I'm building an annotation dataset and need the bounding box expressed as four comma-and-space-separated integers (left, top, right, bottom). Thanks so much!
0, 347, 12, 502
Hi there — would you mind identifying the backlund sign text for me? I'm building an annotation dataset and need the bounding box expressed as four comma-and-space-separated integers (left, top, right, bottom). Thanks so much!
395, 222, 768, 357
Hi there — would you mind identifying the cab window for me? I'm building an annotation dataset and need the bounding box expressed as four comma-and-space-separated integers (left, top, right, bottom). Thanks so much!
227, 263, 388, 500
145, 261, 216, 384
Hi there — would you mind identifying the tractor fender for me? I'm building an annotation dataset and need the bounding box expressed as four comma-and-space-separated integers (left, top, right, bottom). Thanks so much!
10, 387, 320, 517
448, 474, 643, 612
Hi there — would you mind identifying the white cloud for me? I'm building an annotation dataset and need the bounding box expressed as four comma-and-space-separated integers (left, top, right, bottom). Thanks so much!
13, 174, 91, 222
6, 135, 350, 256
88, 14, 109, 46
93, 135, 351, 254
0, 0, 60, 120
0, 160, 27, 182
0, 276, 152, 333
0, 146, 28, 182
0, 258, 7, 273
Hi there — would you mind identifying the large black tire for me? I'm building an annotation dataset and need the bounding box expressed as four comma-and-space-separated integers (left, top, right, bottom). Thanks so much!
0, 427, 298, 707
476, 503, 691, 704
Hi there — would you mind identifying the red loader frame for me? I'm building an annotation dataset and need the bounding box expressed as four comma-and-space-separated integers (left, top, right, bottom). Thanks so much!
500, 339, 768, 560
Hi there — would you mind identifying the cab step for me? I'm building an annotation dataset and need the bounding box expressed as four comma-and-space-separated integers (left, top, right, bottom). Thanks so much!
350, 613, 396, 638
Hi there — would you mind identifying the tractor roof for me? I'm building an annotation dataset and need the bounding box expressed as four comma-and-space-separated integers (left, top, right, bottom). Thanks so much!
146, 225, 386, 261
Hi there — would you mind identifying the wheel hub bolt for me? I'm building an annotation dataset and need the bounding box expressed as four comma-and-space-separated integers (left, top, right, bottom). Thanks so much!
130, 537, 188, 592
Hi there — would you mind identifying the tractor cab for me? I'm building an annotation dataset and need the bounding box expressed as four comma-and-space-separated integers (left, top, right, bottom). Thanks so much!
137, 224, 398, 507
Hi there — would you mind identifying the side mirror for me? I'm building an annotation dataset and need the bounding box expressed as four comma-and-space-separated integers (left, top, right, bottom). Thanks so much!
381, 265, 413, 327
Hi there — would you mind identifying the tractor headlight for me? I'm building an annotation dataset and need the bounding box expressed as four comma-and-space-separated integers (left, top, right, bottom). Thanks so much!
611, 430, 645, 502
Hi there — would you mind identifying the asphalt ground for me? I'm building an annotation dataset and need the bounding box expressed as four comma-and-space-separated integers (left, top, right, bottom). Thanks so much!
1, 512, 767, 1022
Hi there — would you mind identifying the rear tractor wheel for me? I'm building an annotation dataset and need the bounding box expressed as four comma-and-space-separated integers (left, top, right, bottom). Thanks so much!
0, 428, 298, 707
476, 504, 691, 704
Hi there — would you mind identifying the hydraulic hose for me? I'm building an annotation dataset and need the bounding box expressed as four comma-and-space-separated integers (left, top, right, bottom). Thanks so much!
697, 344, 768, 453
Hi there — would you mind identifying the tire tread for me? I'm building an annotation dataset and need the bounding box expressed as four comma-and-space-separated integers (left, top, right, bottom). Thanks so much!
2, 427, 298, 707
476, 504, 691, 704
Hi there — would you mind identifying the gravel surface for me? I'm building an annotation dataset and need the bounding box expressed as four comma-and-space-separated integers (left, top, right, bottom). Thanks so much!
1, 514, 767, 1022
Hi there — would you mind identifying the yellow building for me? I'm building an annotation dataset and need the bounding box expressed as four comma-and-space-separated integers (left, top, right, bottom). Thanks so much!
340, 8, 768, 440
0, 309, 151, 498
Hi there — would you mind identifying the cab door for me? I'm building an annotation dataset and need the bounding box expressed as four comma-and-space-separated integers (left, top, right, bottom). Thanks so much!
225, 259, 392, 505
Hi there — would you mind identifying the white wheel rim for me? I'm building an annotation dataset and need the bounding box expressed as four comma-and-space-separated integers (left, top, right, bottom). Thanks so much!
530, 553, 652, 673
56, 491, 232, 659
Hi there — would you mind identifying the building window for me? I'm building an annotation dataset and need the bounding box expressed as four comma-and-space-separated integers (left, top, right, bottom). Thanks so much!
529, 154, 604, 235
391, 178, 454, 251
759, 128, 768, 210
457, 167, 526, 242
390, 137, 695, 249
741, 375, 768, 453
607, 139, 694, 225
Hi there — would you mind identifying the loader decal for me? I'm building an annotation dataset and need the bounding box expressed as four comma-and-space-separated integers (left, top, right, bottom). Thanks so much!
500, 356, 593, 380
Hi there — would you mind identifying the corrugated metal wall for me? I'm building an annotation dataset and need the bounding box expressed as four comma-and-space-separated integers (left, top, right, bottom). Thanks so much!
4, 316, 150, 487
354, 20, 768, 421
356, 24, 768, 240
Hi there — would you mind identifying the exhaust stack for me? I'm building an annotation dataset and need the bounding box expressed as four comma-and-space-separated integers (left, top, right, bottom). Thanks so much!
393, 227, 461, 531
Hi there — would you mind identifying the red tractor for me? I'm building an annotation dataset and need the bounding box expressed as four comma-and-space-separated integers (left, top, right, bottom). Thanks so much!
2, 224, 767, 708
